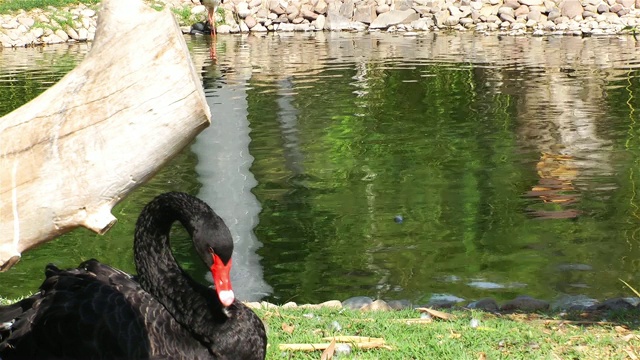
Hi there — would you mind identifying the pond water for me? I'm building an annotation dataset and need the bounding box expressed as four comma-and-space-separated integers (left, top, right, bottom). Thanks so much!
2, 33, 640, 306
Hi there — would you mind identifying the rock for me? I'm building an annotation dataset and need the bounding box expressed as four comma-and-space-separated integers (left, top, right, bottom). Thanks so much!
520, 0, 544, 5
500, 296, 549, 312
561, 0, 584, 17
81, 9, 95, 17
281, 301, 298, 308
320, 300, 343, 308
339, 0, 355, 17
433, 9, 451, 26
591, 298, 637, 311
342, 296, 374, 309
191, 4, 206, 14
395, 0, 414, 10
300, 8, 318, 20
270, 0, 286, 14
361, 299, 392, 311
217, 24, 232, 33
376, 4, 391, 14
515, 5, 530, 15
315, 14, 326, 29
528, 8, 542, 19
315, 0, 328, 14
17, 17, 35, 28
551, 295, 599, 311
54, 29, 69, 42
369, 9, 419, 28
354, 4, 377, 23
244, 15, 257, 28
505, 0, 521, 9
66, 27, 79, 40
547, 8, 561, 20
387, 299, 412, 310
620, 0, 635, 7
467, 298, 499, 312
237, 2, 251, 18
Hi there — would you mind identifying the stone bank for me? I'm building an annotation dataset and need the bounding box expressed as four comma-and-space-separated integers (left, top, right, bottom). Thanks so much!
1, 0, 640, 48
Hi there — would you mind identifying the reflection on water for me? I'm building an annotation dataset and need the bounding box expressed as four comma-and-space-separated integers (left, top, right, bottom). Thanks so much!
192, 67, 272, 301
2, 33, 640, 306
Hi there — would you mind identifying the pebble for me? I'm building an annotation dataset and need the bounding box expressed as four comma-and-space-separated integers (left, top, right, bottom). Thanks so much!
2, 0, 640, 48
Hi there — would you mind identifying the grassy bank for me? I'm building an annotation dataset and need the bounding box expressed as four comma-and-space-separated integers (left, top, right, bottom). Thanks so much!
0, 0, 99, 13
4, 294, 639, 358
254, 306, 640, 359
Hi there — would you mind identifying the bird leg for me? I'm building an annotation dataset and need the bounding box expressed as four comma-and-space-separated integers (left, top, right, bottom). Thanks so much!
209, 10, 217, 60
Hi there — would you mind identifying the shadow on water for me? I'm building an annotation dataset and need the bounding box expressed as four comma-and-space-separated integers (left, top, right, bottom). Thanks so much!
3, 33, 640, 307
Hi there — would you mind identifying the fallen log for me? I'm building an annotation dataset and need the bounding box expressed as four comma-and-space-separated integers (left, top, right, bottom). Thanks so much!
0, 0, 211, 270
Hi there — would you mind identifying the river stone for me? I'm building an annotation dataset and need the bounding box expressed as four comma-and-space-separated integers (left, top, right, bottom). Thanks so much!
354, 4, 377, 23
528, 8, 542, 19
319, 300, 343, 309
17, 17, 35, 28
500, 296, 549, 312
520, 0, 544, 4
237, 2, 251, 18
342, 296, 374, 309
434, 10, 451, 26
369, 9, 419, 28
466, 298, 499, 312
591, 298, 637, 311
281, 302, 298, 308
361, 299, 392, 311
315, 0, 328, 14
395, 0, 414, 10
66, 27, 79, 40
561, 0, 584, 17
340, 0, 355, 18
547, 8, 561, 19
551, 295, 599, 311
515, 5, 530, 15
315, 14, 326, 29
325, 9, 353, 29
500, 12, 517, 21
244, 15, 257, 28
387, 299, 412, 310
505, 0, 521, 8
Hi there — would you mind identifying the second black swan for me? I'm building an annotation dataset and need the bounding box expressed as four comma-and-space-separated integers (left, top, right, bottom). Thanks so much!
0, 192, 267, 359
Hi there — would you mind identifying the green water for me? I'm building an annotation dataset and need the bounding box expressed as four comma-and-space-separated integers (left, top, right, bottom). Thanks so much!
2, 33, 640, 306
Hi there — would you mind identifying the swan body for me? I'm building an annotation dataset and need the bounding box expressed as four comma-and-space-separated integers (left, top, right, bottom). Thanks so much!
0, 192, 266, 359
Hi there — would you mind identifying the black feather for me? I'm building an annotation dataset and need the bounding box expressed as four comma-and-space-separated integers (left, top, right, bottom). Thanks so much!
0, 192, 267, 359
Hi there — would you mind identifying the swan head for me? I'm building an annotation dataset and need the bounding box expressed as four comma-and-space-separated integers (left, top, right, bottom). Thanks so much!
193, 211, 236, 308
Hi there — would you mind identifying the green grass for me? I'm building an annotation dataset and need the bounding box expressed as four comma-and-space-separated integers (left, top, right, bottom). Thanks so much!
254, 306, 640, 359
0, 0, 99, 13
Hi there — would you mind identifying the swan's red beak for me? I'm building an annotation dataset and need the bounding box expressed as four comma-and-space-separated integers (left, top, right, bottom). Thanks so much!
211, 254, 234, 307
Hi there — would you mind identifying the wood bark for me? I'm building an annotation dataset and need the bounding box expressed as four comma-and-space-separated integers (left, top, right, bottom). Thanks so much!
0, 0, 211, 270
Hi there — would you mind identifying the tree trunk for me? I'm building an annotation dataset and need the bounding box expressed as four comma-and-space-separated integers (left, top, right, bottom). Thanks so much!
0, 0, 211, 270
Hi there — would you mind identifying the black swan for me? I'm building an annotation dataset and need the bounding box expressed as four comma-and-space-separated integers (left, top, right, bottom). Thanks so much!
0, 192, 267, 359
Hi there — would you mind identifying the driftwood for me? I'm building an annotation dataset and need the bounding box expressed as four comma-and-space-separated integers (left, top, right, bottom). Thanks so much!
0, 0, 211, 270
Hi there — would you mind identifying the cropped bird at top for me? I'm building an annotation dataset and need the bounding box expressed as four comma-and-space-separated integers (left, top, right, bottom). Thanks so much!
199, 0, 221, 59
0, 192, 267, 359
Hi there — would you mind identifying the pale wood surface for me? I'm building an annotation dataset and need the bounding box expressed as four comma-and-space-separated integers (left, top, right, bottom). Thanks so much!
0, 0, 211, 270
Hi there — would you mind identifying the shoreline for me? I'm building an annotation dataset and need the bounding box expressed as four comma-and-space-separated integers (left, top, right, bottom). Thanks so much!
1, 0, 639, 49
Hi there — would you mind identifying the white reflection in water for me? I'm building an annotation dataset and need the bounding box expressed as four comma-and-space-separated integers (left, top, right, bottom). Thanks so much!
192, 81, 272, 302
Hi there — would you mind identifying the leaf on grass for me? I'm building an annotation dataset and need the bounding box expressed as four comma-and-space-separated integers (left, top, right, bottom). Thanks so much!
614, 325, 630, 334
449, 331, 462, 339
624, 347, 639, 360
320, 339, 335, 360
478, 352, 487, 360
279, 342, 392, 352
322, 336, 385, 343
281, 323, 295, 334
401, 318, 433, 325
415, 307, 455, 320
